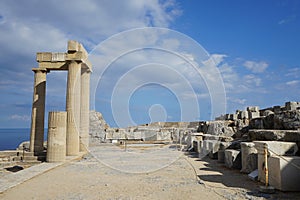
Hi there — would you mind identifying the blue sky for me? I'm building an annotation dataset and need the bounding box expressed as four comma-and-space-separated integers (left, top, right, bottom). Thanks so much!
0, 0, 299, 128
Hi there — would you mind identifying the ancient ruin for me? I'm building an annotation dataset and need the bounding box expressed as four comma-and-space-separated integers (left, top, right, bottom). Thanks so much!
0, 41, 299, 197
29, 40, 92, 158
89, 101, 300, 191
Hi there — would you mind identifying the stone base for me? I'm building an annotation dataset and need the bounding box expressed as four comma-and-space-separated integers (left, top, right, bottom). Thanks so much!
268, 155, 300, 191
224, 149, 241, 169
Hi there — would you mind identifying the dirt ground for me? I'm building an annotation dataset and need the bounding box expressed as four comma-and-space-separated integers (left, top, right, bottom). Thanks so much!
1, 144, 300, 200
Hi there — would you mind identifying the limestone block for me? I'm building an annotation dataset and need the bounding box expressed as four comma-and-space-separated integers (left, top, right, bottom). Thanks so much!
247, 106, 259, 112
268, 155, 300, 191
208, 140, 220, 159
105, 129, 114, 140
285, 101, 299, 111
254, 141, 298, 182
262, 110, 274, 117
224, 149, 241, 169
228, 114, 237, 120
249, 117, 264, 129
201, 140, 210, 155
238, 111, 249, 119
143, 131, 157, 141
240, 142, 258, 173
262, 113, 275, 129
254, 141, 298, 156
193, 140, 203, 153
206, 121, 235, 137
156, 131, 171, 141
225, 114, 231, 120
249, 111, 260, 119
218, 142, 230, 163
251, 129, 280, 141
273, 106, 283, 114
133, 131, 142, 140
274, 110, 300, 130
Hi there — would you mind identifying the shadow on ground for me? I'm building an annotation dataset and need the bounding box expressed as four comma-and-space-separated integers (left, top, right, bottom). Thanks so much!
184, 151, 300, 200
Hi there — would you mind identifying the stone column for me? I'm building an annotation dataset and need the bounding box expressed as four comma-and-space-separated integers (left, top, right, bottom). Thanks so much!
47, 111, 67, 162
29, 69, 47, 154
79, 67, 90, 152
66, 61, 81, 156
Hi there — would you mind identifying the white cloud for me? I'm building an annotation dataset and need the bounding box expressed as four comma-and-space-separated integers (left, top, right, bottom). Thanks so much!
244, 74, 262, 87
285, 67, 300, 78
286, 80, 299, 86
243, 60, 269, 73
211, 54, 227, 66
9, 114, 30, 121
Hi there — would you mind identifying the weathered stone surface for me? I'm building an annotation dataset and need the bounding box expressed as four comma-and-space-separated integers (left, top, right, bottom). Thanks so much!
254, 141, 298, 183
274, 110, 300, 130
249, 129, 300, 142
47, 112, 66, 162
240, 142, 257, 173
206, 121, 235, 137
216, 142, 230, 163
247, 106, 259, 112
285, 101, 300, 111
268, 155, 300, 191
248, 111, 260, 119
238, 111, 249, 119
89, 111, 108, 144
249, 117, 264, 129
254, 141, 298, 156
224, 149, 241, 169
262, 113, 275, 129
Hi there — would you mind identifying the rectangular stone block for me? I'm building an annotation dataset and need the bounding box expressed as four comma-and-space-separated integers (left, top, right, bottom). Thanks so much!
268, 155, 300, 191
217, 142, 230, 163
225, 114, 231, 120
240, 142, 258, 173
193, 140, 203, 153
157, 131, 171, 141
254, 141, 298, 156
224, 149, 241, 169
208, 140, 220, 159
229, 114, 237, 120
249, 111, 260, 119
273, 106, 283, 114
247, 106, 259, 112
285, 101, 299, 111
254, 141, 298, 182
238, 111, 249, 119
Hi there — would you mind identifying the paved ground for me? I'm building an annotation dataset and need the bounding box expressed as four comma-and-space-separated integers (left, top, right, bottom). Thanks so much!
0, 144, 300, 200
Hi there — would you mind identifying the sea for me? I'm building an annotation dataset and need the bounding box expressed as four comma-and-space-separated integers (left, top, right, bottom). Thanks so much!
0, 128, 47, 151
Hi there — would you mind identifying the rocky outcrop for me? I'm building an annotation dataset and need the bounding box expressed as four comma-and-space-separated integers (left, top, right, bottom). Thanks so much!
89, 111, 109, 144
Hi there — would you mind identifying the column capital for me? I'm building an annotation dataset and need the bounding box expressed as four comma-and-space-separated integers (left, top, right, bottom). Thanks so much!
32, 68, 49, 73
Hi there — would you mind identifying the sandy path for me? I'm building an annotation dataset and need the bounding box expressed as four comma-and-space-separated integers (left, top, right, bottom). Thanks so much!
1, 144, 298, 200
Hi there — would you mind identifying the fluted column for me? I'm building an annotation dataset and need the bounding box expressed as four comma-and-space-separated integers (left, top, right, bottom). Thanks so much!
80, 67, 90, 152
47, 111, 67, 162
66, 61, 81, 156
29, 69, 47, 154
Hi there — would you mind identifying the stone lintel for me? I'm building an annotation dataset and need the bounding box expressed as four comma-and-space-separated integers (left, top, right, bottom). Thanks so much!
37, 52, 67, 62
37, 62, 68, 71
